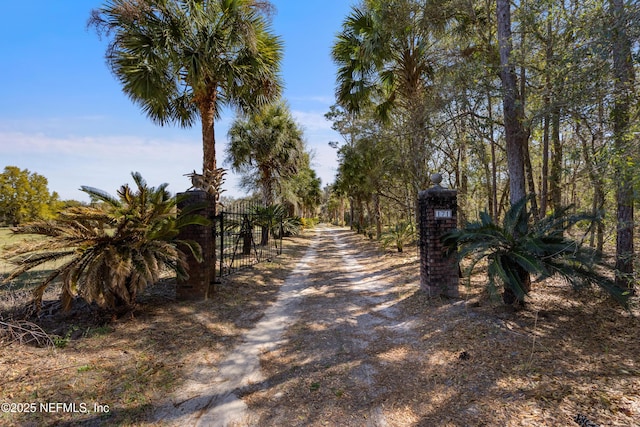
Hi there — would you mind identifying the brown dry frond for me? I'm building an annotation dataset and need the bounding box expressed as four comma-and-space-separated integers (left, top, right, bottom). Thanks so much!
2, 172, 204, 312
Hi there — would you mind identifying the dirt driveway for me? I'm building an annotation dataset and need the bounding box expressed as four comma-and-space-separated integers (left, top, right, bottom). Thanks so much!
2, 225, 637, 426
155, 225, 425, 426
150, 225, 640, 427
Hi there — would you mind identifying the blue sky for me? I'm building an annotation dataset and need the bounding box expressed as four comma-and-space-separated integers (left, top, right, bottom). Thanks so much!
0, 0, 354, 202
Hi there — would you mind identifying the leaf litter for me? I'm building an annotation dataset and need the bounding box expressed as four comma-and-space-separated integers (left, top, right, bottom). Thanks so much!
0, 226, 638, 426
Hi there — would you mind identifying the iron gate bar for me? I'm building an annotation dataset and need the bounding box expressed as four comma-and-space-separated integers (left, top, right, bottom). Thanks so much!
216, 202, 284, 278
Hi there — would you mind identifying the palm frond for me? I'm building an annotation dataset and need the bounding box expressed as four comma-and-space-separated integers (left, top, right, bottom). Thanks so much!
3, 172, 206, 311
443, 197, 629, 308
80, 185, 119, 206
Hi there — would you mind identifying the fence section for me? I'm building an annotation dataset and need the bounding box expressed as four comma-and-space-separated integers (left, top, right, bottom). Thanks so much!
216, 202, 283, 278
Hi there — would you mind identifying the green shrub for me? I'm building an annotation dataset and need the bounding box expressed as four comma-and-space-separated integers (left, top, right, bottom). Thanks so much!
2, 172, 208, 312
253, 204, 302, 242
442, 197, 629, 307
381, 222, 416, 252
300, 217, 319, 229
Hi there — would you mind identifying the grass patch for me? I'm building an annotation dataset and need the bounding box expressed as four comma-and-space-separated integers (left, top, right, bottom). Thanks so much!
1, 227, 63, 293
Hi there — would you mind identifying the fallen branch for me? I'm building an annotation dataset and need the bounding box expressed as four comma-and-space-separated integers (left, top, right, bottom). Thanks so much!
0, 319, 55, 348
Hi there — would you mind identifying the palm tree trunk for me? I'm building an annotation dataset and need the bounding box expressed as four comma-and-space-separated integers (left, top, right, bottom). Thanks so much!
197, 91, 218, 289
199, 91, 218, 173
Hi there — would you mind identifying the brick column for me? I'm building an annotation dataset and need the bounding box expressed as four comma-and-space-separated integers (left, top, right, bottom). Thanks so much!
176, 190, 216, 301
418, 174, 459, 298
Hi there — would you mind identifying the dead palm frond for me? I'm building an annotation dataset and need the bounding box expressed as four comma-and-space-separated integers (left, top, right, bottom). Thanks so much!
2, 172, 209, 312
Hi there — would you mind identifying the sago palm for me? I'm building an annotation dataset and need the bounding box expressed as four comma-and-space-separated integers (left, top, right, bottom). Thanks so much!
253, 204, 301, 245
381, 221, 416, 253
442, 197, 629, 307
90, 0, 283, 173
2, 173, 208, 311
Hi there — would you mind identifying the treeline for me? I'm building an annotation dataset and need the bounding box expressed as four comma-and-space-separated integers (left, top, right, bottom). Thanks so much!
325, 0, 639, 256
0, 166, 65, 226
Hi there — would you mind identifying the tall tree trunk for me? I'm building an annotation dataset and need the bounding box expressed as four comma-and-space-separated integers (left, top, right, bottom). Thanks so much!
592, 185, 605, 252
261, 174, 274, 206
480, 139, 494, 221
549, 109, 562, 211
497, 0, 527, 206
596, 101, 606, 252
349, 198, 355, 230
198, 92, 218, 290
578, 122, 606, 253
457, 136, 469, 226
374, 193, 382, 240
358, 198, 365, 233
519, 24, 537, 215
523, 135, 538, 214
541, 113, 550, 218
540, 18, 552, 219
488, 92, 498, 221
365, 200, 374, 238
497, 0, 530, 304
611, 0, 636, 292
199, 91, 218, 174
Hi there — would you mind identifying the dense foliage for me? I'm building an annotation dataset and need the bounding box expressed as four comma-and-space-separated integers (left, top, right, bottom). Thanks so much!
226, 101, 322, 215
443, 197, 630, 307
252, 204, 302, 244
2, 173, 208, 311
327, 0, 639, 293
0, 166, 61, 226
90, 0, 283, 174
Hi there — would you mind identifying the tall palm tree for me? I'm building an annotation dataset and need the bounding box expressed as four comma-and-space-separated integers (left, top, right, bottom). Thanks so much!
2, 173, 208, 312
332, 0, 440, 195
90, 0, 283, 173
332, 0, 436, 117
226, 101, 305, 205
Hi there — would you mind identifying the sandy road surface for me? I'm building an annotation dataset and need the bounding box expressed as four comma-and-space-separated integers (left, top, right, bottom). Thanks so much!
155, 225, 420, 426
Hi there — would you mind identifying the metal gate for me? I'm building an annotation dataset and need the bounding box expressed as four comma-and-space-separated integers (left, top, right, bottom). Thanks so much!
215, 202, 283, 278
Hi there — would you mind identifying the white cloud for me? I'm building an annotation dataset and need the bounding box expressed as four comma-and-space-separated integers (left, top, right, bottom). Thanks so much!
292, 110, 333, 133
1, 131, 194, 156
0, 131, 241, 201
0, 108, 339, 201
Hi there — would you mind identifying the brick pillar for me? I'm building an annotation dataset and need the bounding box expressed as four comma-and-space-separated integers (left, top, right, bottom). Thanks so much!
418, 173, 459, 298
176, 190, 216, 301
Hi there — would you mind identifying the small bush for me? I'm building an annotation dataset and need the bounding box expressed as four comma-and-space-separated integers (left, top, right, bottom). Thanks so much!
443, 197, 629, 307
381, 222, 416, 252
300, 217, 319, 229
2, 172, 208, 312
